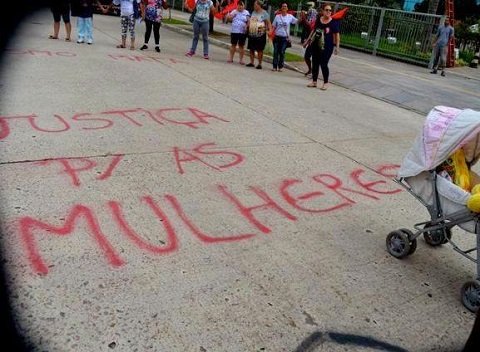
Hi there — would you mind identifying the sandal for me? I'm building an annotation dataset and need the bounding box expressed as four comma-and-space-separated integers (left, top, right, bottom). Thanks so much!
48, 35, 58, 39
116, 44, 126, 48
130, 46, 135, 50
320, 84, 328, 90
307, 82, 317, 88
65, 37, 71, 42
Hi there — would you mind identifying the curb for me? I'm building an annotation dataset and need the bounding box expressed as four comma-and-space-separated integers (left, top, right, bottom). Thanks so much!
163, 23, 304, 73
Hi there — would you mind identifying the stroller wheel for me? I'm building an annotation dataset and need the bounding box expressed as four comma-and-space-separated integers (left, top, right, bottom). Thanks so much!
423, 223, 452, 246
399, 228, 417, 255
461, 280, 480, 313
386, 230, 414, 258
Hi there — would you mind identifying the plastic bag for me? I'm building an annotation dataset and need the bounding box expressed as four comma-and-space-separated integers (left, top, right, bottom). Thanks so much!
265, 39, 273, 54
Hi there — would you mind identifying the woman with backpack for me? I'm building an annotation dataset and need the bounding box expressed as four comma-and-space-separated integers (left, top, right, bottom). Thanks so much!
303, 3, 340, 90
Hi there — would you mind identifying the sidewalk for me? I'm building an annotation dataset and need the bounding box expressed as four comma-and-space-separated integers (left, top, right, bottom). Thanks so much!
164, 9, 480, 115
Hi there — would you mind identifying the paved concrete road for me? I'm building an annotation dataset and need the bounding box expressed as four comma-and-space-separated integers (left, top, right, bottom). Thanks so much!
0, 10, 478, 352
166, 9, 480, 115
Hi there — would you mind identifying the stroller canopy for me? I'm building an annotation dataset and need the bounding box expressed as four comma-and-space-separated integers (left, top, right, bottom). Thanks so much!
398, 106, 480, 178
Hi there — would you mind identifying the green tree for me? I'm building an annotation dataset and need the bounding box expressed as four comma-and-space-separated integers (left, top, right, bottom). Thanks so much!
371, 0, 403, 8
454, 18, 480, 52
414, 0, 480, 21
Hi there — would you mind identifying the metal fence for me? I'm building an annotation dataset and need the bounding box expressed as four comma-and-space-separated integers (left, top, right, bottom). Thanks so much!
304, 1, 445, 66
167, 0, 445, 66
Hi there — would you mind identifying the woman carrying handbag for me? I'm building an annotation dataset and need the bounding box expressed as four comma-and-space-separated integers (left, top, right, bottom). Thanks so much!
303, 3, 340, 90
270, 2, 297, 72
185, 0, 217, 59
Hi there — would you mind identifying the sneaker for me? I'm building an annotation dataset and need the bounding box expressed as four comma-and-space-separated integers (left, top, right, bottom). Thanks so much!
430, 69, 437, 74
87, 39, 93, 45
155, 46, 160, 53
246, 63, 255, 67
256, 64, 262, 69
140, 44, 148, 50
204, 54, 209, 59
185, 51, 194, 57
77, 38, 84, 44
441, 71, 445, 77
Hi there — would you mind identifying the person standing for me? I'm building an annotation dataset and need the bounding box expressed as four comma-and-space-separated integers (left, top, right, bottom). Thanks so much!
209, 0, 219, 33
49, 0, 72, 41
139, 0, 169, 52
102, 0, 140, 49
220, 0, 228, 23
299, 2, 317, 76
226, 0, 250, 64
71, 0, 95, 44
185, 0, 216, 59
246, 0, 270, 69
271, 2, 298, 72
304, 3, 339, 90
430, 17, 454, 77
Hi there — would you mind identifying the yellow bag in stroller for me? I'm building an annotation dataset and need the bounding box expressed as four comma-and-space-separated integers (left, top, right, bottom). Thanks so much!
387, 106, 480, 312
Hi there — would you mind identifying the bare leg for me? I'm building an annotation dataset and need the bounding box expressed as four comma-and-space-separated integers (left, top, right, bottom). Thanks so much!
258, 51, 263, 65
53, 21, 60, 38
239, 45, 245, 63
249, 49, 255, 65
130, 37, 135, 50
65, 22, 71, 40
229, 45, 236, 62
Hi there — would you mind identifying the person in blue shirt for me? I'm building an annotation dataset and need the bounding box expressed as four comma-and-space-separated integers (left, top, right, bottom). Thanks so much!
430, 17, 455, 77
185, 0, 217, 59
271, 2, 298, 72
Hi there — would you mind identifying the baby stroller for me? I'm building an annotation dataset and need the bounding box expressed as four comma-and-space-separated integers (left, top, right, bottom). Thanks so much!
386, 106, 480, 312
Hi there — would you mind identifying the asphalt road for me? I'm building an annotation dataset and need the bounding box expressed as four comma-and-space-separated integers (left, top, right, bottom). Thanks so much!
0, 9, 478, 352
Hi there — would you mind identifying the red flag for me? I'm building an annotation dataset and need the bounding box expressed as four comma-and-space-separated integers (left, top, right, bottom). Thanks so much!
186, 0, 195, 9
214, 0, 239, 20
331, 7, 349, 20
